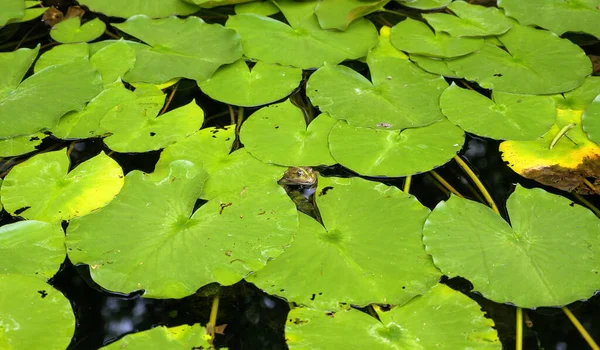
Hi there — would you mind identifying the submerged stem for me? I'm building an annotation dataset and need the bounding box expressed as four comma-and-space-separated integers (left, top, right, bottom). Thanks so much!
571, 192, 600, 217
430, 170, 464, 198
453, 155, 500, 215
583, 178, 600, 195
562, 306, 600, 350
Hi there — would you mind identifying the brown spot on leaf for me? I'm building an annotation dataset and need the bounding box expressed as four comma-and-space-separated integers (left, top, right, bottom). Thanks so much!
521, 155, 600, 194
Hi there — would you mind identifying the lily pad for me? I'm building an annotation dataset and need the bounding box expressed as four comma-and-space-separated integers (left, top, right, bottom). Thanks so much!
90, 40, 136, 86
0, 46, 39, 98
285, 284, 500, 349
440, 83, 556, 140
102, 324, 211, 349
66, 160, 297, 298
112, 15, 242, 84
77, 0, 199, 18
498, 0, 600, 39
235, 1, 279, 16
184, 0, 254, 6
0, 132, 45, 157
102, 99, 204, 153
409, 54, 457, 77
240, 100, 336, 166
50, 17, 106, 43
395, 0, 451, 10
390, 18, 484, 58
582, 94, 600, 145
1, 150, 124, 223
226, 0, 378, 69
329, 118, 464, 177
423, 185, 600, 308
423, 1, 513, 37
248, 176, 440, 310
198, 59, 302, 107
33, 42, 89, 73
314, 0, 389, 31
446, 24, 592, 94
0, 0, 24, 26
0, 274, 74, 350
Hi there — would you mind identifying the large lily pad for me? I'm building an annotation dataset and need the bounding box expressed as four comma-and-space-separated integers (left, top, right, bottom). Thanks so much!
423, 185, 600, 308
285, 284, 500, 349
314, 0, 389, 31
33, 42, 89, 73
102, 324, 211, 349
248, 176, 440, 310
0, 0, 24, 26
235, 0, 279, 16
240, 100, 336, 166
66, 160, 297, 298
50, 17, 106, 43
0, 221, 65, 279
440, 83, 556, 140
498, 0, 600, 39
226, 0, 378, 69
328, 118, 464, 177
0, 46, 39, 98
446, 24, 592, 94
0, 132, 45, 157
423, 1, 513, 37
77, 0, 199, 18
90, 40, 136, 86
0, 150, 124, 223
112, 15, 242, 84
390, 18, 484, 58
198, 59, 302, 107
0, 275, 74, 350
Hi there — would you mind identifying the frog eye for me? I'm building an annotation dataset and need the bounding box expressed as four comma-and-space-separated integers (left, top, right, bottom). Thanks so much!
296, 170, 303, 176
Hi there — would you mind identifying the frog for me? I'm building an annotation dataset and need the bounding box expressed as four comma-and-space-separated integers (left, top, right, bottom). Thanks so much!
278, 167, 321, 222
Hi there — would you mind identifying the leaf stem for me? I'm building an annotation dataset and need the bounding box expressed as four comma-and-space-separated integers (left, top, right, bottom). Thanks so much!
403, 175, 411, 193
453, 155, 500, 215
516, 307, 523, 350
159, 83, 178, 115
103, 29, 120, 40
206, 292, 220, 345
562, 306, 600, 350
583, 178, 600, 195
571, 192, 600, 217
430, 170, 464, 198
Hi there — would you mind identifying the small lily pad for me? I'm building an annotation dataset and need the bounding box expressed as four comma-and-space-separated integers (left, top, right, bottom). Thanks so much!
77, 0, 200, 18
1, 150, 124, 223
0, 132, 45, 157
50, 17, 106, 43
390, 18, 484, 58
101, 324, 211, 349
198, 59, 302, 107
395, 0, 451, 10
314, 0, 389, 31
423, 185, 600, 308
440, 83, 556, 140
0, 45, 39, 98
328, 118, 464, 177
235, 1, 279, 16
90, 40, 136, 86
423, 1, 513, 37
240, 100, 336, 166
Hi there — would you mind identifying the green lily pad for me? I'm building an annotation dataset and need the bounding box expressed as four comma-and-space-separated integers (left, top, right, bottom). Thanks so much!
50, 17, 106, 43
235, 0, 280, 15
446, 24, 592, 94
395, 0, 451, 10
198, 59, 302, 107
240, 100, 336, 166
0, 0, 24, 26
423, 1, 513, 37
1, 150, 124, 223
112, 15, 242, 84
409, 54, 457, 77
0, 221, 65, 279
226, 0, 378, 69
285, 284, 500, 349
66, 160, 297, 298
498, 0, 600, 39
328, 118, 464, 177
101, 98, 204, 153
90, 40, 136, 86
249, 176, 440, 309
102, 324, 211, 349
33, 42, 89, 73
0, 274, 74, 350
390, 18, 484, 58
77, 0, 200, 18
314, 0, 390, 31
582, 94, 600, 145
0, 56, 103, 138
0, 46, 38, 98
555, 76, 600, 111
0, 132, 45, 157
423, 185, 600, 308
184, 0, 253, 6
440, 83, 556, 140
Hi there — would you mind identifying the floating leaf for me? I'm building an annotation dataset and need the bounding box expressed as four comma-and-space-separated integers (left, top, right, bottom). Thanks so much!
1, 150, 124, 223
235, 0, 280, 16
198, 59, 302, 107
423, 185, 600, 308
409, 54, 457, 77
240, 100, 336, 166
226, 0, 378, 69
285, 284, 500, 349
0, 132, 45, 157
90, 40, 136, 86
446, 24, 592, 94
0, 221, 65, 279
328, 118, 464, 177
498, 0, 600, 39
249, 176, 440, 309
0, 46, 38, 98
395, 0, 451, 10
102, 98, 204, 153
184, 0, 254, 6
0, 0, 24, 26
112, 16, 242, 84
0, 275, 74, 350
440, 83, 556, 140
66, 160, 297, 298
583, 94, 600, 145
423, 1, 513, 37
314, 0, 390, 31
33, 42, 89, 73
50, 17, 106, 43
390, 18, 484, 58
102, 325, 211, 349
77, 0, 199, 18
